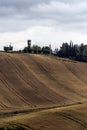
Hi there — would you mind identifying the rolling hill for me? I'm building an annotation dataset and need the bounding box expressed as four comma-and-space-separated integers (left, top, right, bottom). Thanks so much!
0, 52, 87, 110
0, 52, 87, 129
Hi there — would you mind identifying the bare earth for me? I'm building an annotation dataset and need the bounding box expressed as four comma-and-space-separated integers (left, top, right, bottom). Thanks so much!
0, 52, 87, 129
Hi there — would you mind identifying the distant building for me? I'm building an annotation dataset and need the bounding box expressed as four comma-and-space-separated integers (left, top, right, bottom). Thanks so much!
4, 44, 13, 52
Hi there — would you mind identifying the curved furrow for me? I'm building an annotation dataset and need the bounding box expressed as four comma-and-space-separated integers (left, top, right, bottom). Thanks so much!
0, 53, 87, 110
59, 112, 87, 129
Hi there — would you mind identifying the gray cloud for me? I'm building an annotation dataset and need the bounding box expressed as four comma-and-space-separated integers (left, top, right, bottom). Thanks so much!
0, 0, 87, 33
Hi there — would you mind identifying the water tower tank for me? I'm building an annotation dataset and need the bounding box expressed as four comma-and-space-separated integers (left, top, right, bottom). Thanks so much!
27, 40, 31, 48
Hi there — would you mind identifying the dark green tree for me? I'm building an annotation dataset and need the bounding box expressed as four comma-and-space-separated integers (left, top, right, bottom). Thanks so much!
42, 46, 52, 54
32, 45, 42, 54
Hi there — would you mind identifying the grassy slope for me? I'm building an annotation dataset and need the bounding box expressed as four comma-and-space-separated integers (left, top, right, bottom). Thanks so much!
0, 53, 87, 110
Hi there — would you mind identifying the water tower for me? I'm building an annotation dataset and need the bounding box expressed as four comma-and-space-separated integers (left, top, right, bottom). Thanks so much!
27, 40, 31, 48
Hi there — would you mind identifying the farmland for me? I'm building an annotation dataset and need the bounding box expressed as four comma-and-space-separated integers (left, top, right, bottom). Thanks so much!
0, 52, 87, 129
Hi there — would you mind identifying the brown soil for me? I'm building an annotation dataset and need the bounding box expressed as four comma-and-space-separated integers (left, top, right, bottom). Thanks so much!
0, 53, 87, 110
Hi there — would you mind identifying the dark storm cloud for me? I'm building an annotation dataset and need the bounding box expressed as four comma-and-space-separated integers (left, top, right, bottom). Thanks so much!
0, 0, 87, 32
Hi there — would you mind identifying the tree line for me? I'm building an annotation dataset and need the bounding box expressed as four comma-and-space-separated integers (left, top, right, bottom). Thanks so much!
55, 41, 87, 62
3, 40, 87, 62
3, 41, 52, 55
22, 40, 52, 55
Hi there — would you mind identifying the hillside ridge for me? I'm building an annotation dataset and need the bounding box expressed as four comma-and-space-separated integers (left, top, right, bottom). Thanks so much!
0, 52, 87, 110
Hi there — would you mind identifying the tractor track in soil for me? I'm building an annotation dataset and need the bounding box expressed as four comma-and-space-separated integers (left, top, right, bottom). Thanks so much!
59, 112, 87, 129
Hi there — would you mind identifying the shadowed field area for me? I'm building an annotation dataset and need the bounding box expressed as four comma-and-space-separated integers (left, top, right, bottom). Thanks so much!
0, 52, 87, 129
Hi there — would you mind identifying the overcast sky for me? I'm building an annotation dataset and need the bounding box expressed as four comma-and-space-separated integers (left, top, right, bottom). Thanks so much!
0, 0, 87, 50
